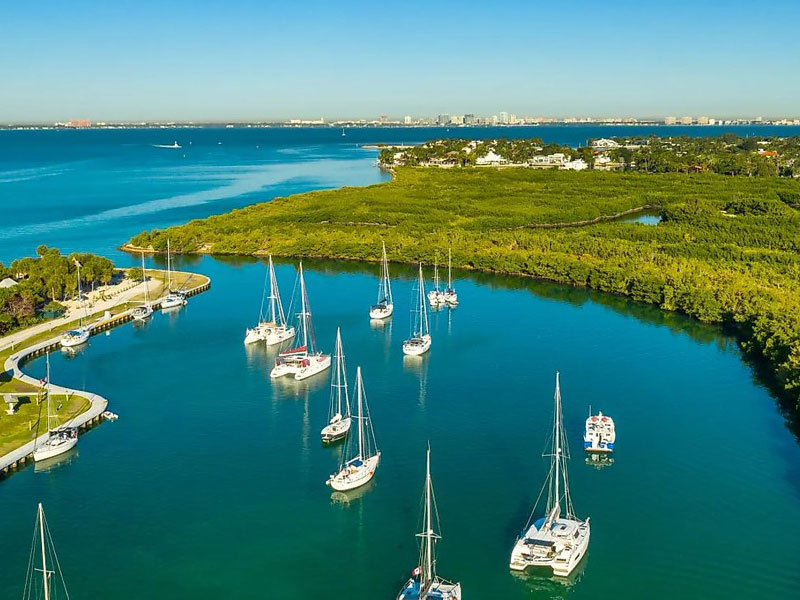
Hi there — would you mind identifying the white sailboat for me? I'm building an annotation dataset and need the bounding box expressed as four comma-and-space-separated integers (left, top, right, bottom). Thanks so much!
403, 264, 432, 356
244, 255, 296, 345
161, 239, 187, 310
397, 445, 462, 600
443, 248, 458, 306
132, 252, 154, 321
321, 328, 351, 443
427, 257, 446, 309
270, 262, 331, 380
510, 372, 590, 577
23, 504, 70, 600
584, 408, 616, 453
326, 366, 380, 491
369, 242, 394, 319
33, 354, 78, 462
60, 260, 90, 348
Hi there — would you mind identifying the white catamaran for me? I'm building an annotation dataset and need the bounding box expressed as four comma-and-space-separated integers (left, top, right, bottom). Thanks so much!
369, 242, 394, 319
320, 328, 351, 443
270, 262, 331, 380
244, 255, 296, 345
403, 264, 432, 356
427, 257, 446, 309
510, 372, 590, 577
132, 252, 154, 321
326, 366, 380, 491
161, 239, 187, 310
23, 504, 70, 600
60, 260, 90, 348
33, 354, 78, 462
443, 248, 458, 306
397, 445, 462, 600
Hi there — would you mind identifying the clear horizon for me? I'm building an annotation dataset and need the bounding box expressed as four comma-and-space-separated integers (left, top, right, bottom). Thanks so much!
2, 0, 799, 122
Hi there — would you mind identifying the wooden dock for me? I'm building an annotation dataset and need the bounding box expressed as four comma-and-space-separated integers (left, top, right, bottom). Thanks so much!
0, 273, 211, 478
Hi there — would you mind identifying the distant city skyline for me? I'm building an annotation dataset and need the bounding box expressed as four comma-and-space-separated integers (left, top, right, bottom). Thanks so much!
2, 0, 799, 122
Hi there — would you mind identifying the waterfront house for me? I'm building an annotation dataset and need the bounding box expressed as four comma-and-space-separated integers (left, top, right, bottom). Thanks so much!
592, 138, 620, 149
0, 277, 18, 289
562, 158, 588, 171
476, 151, 507, 165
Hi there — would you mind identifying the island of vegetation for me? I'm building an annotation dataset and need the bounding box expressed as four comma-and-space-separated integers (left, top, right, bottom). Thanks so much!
127, 138, 800, 413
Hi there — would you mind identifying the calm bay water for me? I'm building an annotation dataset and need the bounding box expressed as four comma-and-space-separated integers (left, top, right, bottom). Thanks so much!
2, 127, 800, 599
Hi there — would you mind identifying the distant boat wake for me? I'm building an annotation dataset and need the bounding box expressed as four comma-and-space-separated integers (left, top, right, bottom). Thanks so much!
152, 141, 181, 149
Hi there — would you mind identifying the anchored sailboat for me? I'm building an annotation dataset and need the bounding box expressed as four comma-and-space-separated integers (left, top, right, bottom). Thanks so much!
60, 260, 90, 348
397, 444, 462, 600
270, 262, 331, 380
321, 328, 351, 443
403, 264, 432, 356
132, 252, 154, 321
510, 372, 590, 577
244, 256, 296, 345
369, 242, 394, 319
23, 504, 70, 600
161, 239, 187, 310
427, 257, 446, 309
33, 354, 78, 462
326, 366, 380, 491
443, 248, 458, 306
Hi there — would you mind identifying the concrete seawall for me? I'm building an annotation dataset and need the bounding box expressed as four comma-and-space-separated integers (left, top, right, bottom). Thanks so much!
0, 273, 211, 478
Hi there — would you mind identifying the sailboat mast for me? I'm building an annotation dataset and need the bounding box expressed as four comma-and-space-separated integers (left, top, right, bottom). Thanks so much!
299, 263, 308, 349
425, 444, 433, 585
166, 239, 172, 291
335, 329, 343, 415
356, 367, 364, 459
45, 353, 52, 432
141, 252, 149, 304
268, 256, 278, 324
448, 248, 452, 288
419, 266, 429, 335
554, 372, 561, 517
38, 503, 50, 600
383, 242, 392, 303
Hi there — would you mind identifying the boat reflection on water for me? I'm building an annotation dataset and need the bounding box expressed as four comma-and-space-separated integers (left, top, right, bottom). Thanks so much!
330, 478, 376, 506
585, 453, 615, 470
34, 446, 79, 473
510, 556, 587, 596
270, 369, 328, 399
369, 316, 392, 331
61, 343, 87, 358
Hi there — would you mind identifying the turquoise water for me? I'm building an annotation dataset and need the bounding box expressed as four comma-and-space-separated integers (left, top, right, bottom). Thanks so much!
2, 128, 800, 599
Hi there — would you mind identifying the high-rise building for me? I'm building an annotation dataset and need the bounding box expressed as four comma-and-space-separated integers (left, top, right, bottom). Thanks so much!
464, 113, 475, 125
437, 114, 450, 126
404, 115, 412, 125
697, 116, 710, 125
664, 116, 677, 125
499, 111, 509, 124
680, 116, 693, 125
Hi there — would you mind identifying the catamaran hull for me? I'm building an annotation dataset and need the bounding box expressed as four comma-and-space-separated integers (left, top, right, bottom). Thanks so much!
266, 326, 296, 346
369, 304, 394, 320
327, 453, 380, 491
403, 335, 431, 356
33, 436, 78, 462
509, 523, 590, 577
321, 417, 352, 443
584, 441, 614, 453
427, 291, 446, 308
270, 355, 331, 380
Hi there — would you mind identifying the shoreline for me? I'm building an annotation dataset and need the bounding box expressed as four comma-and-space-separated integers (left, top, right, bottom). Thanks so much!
0, 269, 211, 479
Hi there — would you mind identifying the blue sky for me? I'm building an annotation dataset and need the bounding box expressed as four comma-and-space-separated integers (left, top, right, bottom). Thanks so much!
1, 0, 799, 122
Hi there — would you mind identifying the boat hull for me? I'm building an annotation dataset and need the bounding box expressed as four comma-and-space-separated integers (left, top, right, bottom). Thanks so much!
266, 326, 296, 346
321, 416, 351, 443
270, 354, 331, 380
509, 519, 590, 577
161, 294, 186, 309
33, 435, 78, 462
327, 453, 380, 491
60, 329, 90, 348
132, 306, 153, 321
397, 578, 462, 600
369, 303, 394, 320
403, 335, 431, 356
